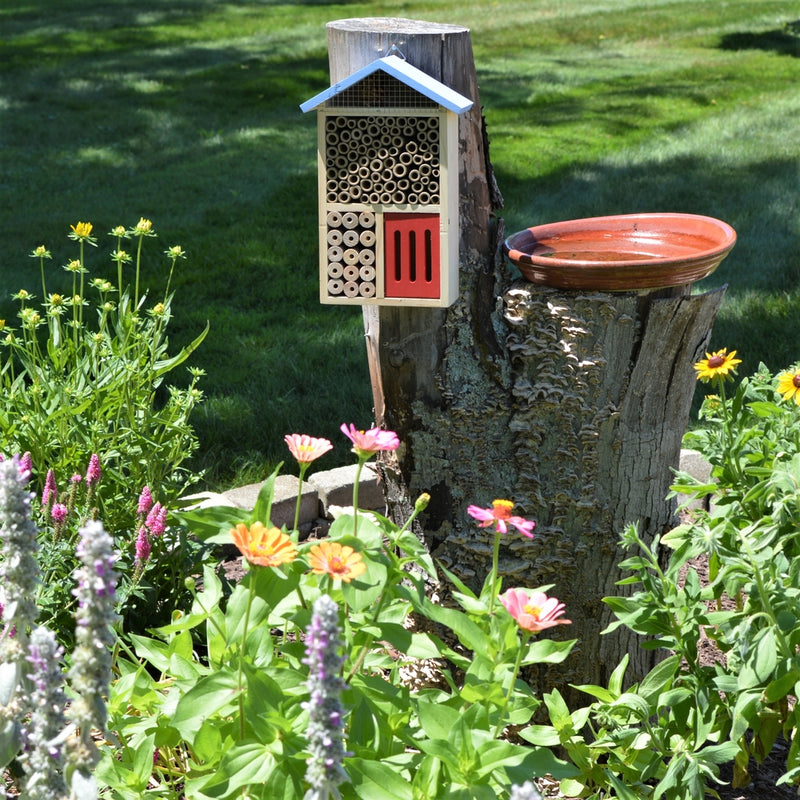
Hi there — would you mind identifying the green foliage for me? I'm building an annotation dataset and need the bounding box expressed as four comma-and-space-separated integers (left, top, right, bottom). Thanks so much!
95, 468, 576, 799
0, 221, 210, 641
528, 360, 800, 798
0, 221, 207, 532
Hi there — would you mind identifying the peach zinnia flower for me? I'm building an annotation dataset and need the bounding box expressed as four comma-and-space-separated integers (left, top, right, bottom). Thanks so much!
340, 423, 399, 458
285, 433, 333, 464
776, 369, 800, 406
308, 540, 366, 583
467, 499, 535, 538
231, 522, 296, 567
500, 589, 571, 633
693, 348, 741, 383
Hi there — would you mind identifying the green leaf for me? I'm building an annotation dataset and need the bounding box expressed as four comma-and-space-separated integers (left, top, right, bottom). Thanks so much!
521, 637, 576, 665
170, 671, 239, 742
251, 464, 281, 526
347, 757, 415, 800
152, 320, 209, 377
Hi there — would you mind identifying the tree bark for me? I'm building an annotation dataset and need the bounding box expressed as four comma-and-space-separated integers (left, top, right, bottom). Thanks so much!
325, 18, 727, 702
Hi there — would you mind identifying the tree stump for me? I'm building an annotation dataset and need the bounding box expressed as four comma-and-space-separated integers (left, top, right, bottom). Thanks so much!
324, 18, 727, 699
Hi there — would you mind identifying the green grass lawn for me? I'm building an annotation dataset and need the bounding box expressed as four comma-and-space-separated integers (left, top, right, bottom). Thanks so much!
1, 0, 798, 487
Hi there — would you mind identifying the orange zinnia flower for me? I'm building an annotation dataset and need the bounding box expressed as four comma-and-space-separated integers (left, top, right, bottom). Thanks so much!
231, 522, 296, 567
308, 540, 366, 583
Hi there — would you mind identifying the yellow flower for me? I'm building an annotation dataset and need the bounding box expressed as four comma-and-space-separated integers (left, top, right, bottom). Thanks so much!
29, 245, 51, 259
777, 369, 800, 406
110, 225, 127, 237
133, 217, 155, 236
70, 221, 94, 239
230, 522, 297, 568
151, 303, 166, 316
693, 348, 742, 383
308, 540, 366, 583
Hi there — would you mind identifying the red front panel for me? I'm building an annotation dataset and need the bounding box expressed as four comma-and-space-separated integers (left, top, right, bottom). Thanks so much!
384, 213, 440, 299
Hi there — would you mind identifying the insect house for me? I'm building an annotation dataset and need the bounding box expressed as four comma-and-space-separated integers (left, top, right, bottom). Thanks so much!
300, 54, 473, 307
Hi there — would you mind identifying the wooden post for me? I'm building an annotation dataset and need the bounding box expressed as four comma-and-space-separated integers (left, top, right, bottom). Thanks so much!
325, 18, 726, 700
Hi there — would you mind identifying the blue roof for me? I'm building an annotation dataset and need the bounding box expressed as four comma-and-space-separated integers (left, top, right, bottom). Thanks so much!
300, 55, 473, 115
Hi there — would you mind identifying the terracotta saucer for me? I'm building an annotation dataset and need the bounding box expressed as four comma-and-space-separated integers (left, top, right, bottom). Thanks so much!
504, 213, 736, 291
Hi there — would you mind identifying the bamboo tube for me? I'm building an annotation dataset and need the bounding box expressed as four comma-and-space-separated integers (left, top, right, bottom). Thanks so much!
399, 151, 413, 165
379, 192, 392, 205
405, 140, 418, 154
408, 169, 420, 182
367, 124, 381, 138
327, 279, 344, 295
358, 165, 370, 179
358, 248, 376, 265
358, 210, 375, 228
341, 212, 359, 229
359, 264, 376, 281
327, 229, 343, 246
368, 192, 381, 204
417, 191, 431, 205
326, 210, 342, 227
361, 179, 373, 193
406, 193, 418, 204
397, 178, 410, 192
326, 192, 338, 203
370, 159, 383, 173
392, 163, 407, 178
359, 230, 376, 247
337, 191, 351, 203
342, 230, 360, 247
343, 248, 360, 265
418, 163, 431, 177
334, 155, 349, 170
326, 132, 339, 146
326, 180, 339, 194
328, 263, 344, 278
343, 281, 360, 298
430, 193, 440, 204
325, 118, 338, 132
347, 185, 362, 201
393, 191, 406, 204
382, 179, 397, 193
327, 245, 344, 262
359, 282, 376, 298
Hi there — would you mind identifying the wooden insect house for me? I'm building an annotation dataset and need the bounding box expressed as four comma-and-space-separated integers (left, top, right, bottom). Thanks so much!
301, 54, 473, 307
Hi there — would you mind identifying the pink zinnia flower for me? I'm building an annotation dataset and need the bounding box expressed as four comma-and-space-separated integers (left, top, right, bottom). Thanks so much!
500, 589, 571, 633
137, 485, 154, 517
135, 527, 151, 565
285, 434, 333, 464
85, 454, 101, 487
51, 503, 68, 524
145, 502, 167, 536
340, 423, 399, 458
467, 499, 535, 538
42, 468, 58, 507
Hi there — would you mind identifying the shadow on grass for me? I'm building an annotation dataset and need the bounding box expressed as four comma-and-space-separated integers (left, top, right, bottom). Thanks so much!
720, 20, 800, 58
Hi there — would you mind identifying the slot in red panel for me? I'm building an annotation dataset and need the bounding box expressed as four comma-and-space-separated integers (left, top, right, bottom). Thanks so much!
384, 213, 440, 299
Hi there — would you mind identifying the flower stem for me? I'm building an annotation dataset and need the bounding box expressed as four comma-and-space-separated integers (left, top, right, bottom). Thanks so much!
493, 630, 530, 738
237, 572, 257, 739
489, 529, 502, 616
293, 463, 309, 534
352, 456, 367, 537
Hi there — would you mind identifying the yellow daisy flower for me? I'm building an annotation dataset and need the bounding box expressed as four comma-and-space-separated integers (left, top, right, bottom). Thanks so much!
693, 348, 742, 383
776, 369, 800, 406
